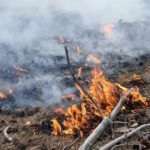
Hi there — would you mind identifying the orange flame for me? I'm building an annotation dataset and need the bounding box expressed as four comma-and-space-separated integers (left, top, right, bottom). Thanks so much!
129, 74, 143, 84
86, 54, 101, 64
52, 67, 148, 136
54, 107, 65, 115
76, 46, 81, 54
0, 91, 7, 99
51, 118, 62, 135
102, 24, 114, 34
62, 94, 76, 101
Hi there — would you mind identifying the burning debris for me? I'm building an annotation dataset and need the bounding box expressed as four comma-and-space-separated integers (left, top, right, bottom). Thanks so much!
0, 1, 150, 149
50, 48, 148, 138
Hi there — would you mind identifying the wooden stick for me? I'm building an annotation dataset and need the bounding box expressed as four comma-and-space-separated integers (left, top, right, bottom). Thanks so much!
65, 46, 104, 117
110, 88, 133, 120
111, 143, 143, 150
99, 124, 150, 150
62, 137, 80, 150
3, 125, 13, 142
79, 88, 134, 150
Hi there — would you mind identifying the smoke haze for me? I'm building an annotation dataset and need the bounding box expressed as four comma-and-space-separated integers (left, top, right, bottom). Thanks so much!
0, 0, 149, 106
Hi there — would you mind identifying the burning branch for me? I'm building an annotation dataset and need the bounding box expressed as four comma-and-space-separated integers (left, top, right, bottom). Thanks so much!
65, 46, 104, 118
79, 88, 134, 150
3, 125, 13, 142
99, 123, 150, 150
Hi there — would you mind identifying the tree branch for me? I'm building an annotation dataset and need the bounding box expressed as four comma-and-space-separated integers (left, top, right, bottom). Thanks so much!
79, 88, 134, 150
99, 124, 150, 150
3, 125, 12, 142
65, 46, 104, 117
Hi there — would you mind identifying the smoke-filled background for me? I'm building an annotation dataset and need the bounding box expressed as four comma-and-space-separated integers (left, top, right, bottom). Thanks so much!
0, 0, 150, 107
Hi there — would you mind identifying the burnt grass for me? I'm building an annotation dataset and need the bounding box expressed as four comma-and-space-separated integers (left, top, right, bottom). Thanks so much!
0, 56, 150, 150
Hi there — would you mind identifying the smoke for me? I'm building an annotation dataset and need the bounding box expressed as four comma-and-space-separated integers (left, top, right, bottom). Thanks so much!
0, 0, 149, 106
0, 0, 147, 50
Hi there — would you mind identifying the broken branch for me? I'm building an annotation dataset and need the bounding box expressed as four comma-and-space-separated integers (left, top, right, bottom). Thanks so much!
99, 123, 150, 150
3, 125, 13, 142
65, 46, 104, 117
79, 88, 134, 150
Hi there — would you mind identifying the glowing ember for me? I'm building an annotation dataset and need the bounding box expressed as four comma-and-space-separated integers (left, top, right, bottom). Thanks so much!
52, 67, 148, 136
62, 94, 76, 101
54, 108, 65, 115
102, 24, 114, 35
25, 121, 31, 126
86, 54, 101, 64
76, 46, 81, 54
0, 91, 7, 99
51, 118, 62, 135
129, 74, 143, 84
129, 87, 148, 106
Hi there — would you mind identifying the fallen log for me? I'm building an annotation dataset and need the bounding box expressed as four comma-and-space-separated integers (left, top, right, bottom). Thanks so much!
99, 123, 150, 150
79, 88, 134, 150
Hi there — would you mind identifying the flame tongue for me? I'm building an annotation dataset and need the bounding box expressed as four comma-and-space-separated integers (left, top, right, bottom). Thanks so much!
86, 54, 101, 64
101, 23, 114, 36
52, 66, 148, 136
51, 118, 62, 135
0, 91, 8, 99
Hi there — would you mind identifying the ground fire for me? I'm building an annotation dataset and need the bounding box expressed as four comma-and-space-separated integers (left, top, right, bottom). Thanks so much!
51, 64, 148, 137
1, 1, 150, 149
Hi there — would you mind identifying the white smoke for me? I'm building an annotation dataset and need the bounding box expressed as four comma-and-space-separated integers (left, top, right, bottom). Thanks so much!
0, 0, 148, 50
0, 0, 149, 106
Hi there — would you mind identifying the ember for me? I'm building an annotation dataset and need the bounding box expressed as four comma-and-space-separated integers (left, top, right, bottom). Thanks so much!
0, 91, 7, 100
101, 23, 114, 36
62, 93, 76, 101
86, 54, 101, 64
76, 46, 81, 54
77, 67, 82, 79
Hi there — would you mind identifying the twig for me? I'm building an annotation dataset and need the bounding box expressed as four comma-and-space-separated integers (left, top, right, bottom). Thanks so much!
99, 123, 150, 150
113, 121, 127, 124
79, 88, 134, 150
62, 137, 80, 150
3, 125, 13, 142
111, 143, 143, 150
65, 46, 104, 117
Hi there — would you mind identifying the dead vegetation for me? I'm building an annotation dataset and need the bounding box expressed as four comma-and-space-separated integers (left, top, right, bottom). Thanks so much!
0, 49, 150, 150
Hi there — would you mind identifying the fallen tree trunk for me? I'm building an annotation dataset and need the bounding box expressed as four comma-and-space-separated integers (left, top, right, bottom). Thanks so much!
99, 123, 150, 150
79, 88, 134, 150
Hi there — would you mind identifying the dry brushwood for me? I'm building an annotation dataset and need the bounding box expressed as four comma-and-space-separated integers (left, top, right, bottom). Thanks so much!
79, 88, 134, 150
99, 123, 150, 150
3, 125, 13, 142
